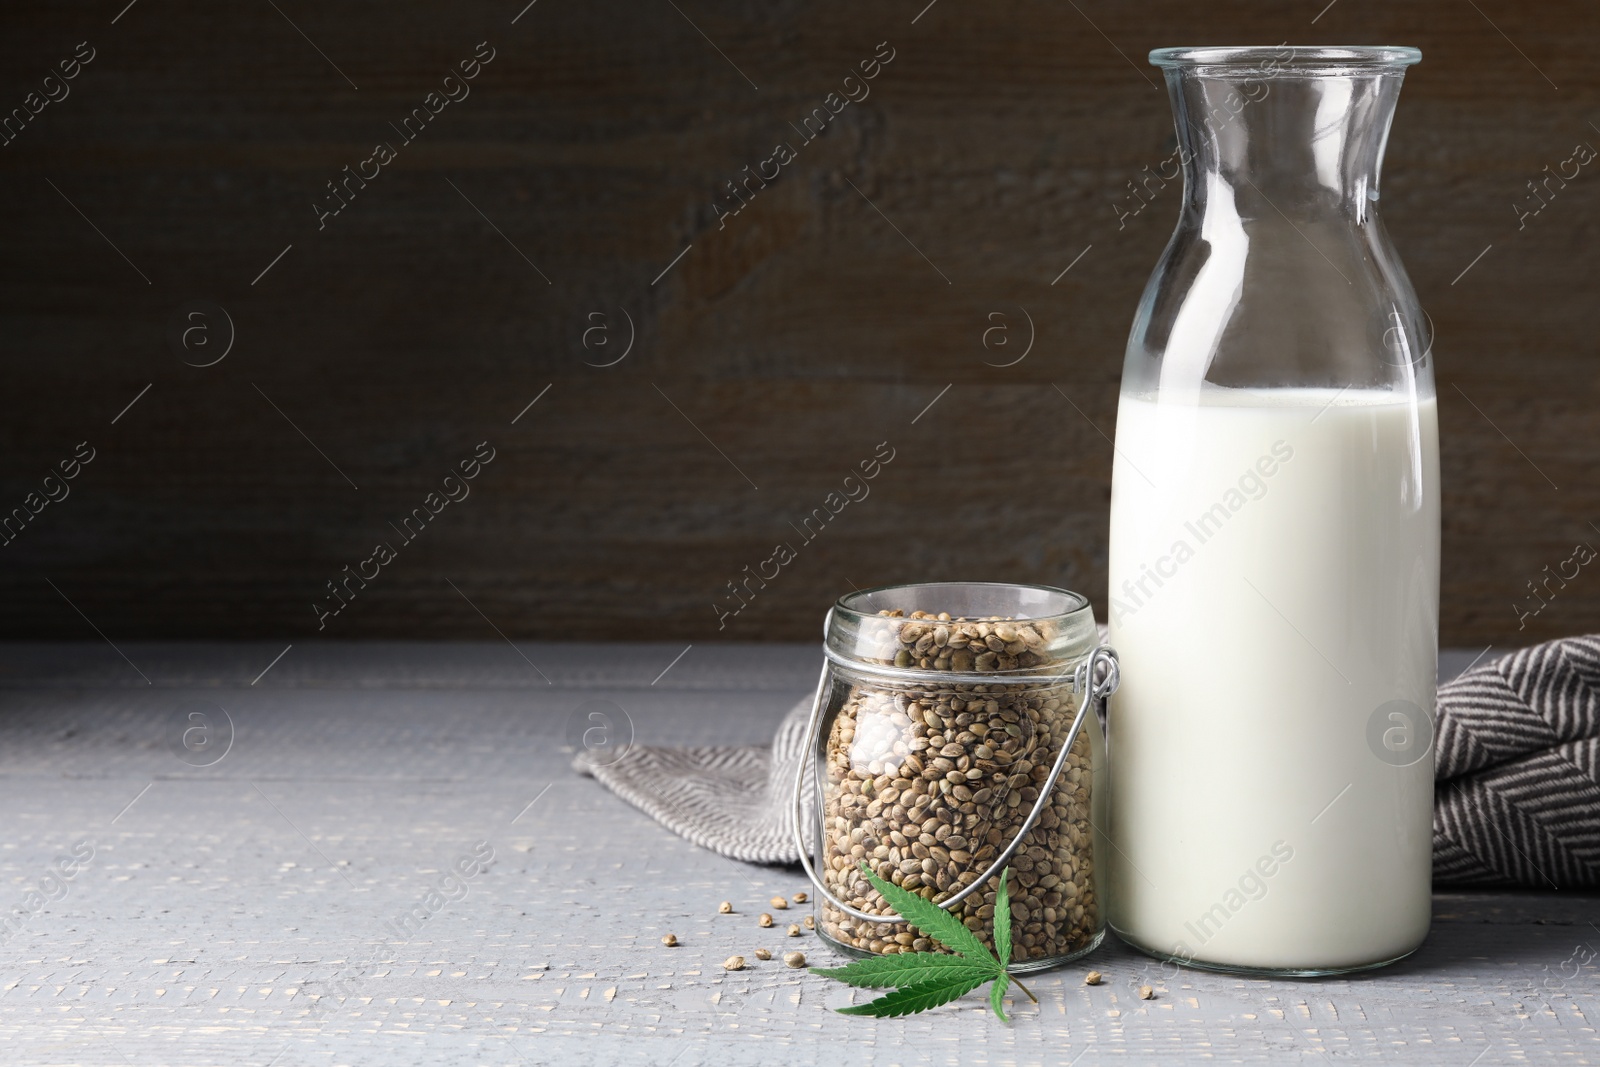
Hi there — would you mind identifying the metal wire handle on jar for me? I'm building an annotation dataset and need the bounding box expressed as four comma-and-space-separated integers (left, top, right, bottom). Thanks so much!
790, 628, 1120, 925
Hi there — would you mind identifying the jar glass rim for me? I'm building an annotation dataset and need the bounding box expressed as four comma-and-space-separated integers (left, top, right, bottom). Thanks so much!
1149, 45, 1421, 71
833, 581, 1091, 624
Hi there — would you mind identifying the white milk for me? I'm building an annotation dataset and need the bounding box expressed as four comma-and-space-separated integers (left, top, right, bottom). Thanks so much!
1106, 387, 1439, 972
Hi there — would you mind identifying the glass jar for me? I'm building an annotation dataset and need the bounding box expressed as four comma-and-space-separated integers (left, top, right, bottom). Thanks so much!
791, 582, 1118, 972
1107, 46, 1437, 975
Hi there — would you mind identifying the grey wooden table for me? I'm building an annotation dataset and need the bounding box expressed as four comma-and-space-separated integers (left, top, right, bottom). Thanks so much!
0, 642, 1594, 1066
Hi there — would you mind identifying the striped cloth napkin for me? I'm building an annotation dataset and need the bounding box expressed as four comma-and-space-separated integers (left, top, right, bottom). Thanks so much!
578, 635, 1600, 888
1434, 635, 1600, 888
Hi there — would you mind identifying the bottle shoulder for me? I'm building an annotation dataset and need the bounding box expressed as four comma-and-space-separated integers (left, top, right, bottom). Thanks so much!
1124, 211, 1433, 392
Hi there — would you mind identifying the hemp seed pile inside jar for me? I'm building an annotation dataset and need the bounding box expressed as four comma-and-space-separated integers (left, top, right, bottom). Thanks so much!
818, 606, 1102, 964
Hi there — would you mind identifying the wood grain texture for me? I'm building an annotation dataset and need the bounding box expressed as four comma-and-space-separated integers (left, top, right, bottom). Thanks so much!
0, 642, 1593, 1065
0, 2, 1597, 642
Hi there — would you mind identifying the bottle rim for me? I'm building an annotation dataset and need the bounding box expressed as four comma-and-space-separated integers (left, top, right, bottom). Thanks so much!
1149, 45, 1421, 72
833, 580, 1090, 625
823, 581, 1101, 682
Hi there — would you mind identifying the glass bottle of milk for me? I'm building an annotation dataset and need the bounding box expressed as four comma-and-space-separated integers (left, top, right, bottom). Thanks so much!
1107, 46, 1437, 975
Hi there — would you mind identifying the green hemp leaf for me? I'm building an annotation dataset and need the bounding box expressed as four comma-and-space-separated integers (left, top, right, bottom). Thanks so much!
810, 864, 1036, 1021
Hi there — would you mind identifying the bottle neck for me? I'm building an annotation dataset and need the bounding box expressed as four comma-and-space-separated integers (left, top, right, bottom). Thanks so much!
1166, 68, 1405, 224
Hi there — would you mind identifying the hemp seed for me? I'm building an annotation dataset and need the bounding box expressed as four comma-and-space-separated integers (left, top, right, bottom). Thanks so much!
660, 933, 678, 947
1084, 971, 1102, 986
1139, 985, 1155, 1000
787, 923, 801, 937
723, 956, 745, 971
754, 948, 772, 960
783, 951, 807, 968
758, 913, 774, 928
718, 901, 733, 914
770, 896, 789, 910
793, 892, 809, 904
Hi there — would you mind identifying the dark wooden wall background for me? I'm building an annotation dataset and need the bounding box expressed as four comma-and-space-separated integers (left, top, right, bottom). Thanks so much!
0, 0, 1596, 646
